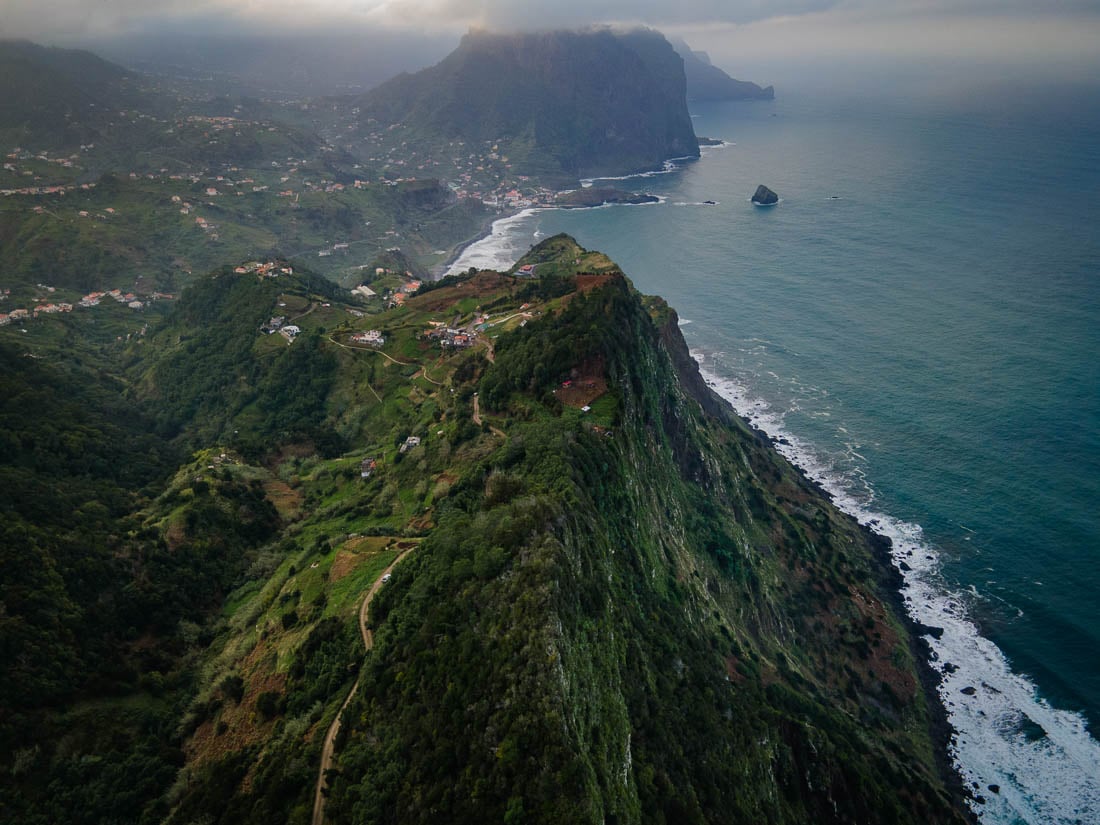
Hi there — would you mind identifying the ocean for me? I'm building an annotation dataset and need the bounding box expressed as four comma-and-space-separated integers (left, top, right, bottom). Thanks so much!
448, 81, 1100, 824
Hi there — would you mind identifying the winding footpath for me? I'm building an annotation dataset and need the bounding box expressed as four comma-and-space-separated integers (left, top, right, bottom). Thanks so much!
311, 548, 415, 825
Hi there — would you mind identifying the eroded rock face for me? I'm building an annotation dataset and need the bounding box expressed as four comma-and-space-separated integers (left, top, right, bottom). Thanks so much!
752, 184, 779, 205
351, 28, 701, 179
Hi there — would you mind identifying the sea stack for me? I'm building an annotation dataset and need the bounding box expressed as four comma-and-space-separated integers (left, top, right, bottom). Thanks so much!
752, 184, 779, 206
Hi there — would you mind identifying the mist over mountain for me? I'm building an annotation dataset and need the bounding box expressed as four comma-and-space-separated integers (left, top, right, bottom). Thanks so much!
668, 36, 774, 101
0, 40, 151, 147
90, 29, 456, 98
348, 27, 700, 179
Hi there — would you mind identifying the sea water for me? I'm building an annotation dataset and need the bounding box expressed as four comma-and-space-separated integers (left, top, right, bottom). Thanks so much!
449, 82, 1100, 823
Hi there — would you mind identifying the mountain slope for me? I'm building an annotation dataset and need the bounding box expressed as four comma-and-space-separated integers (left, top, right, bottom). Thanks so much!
0, 239, 967, 824
669, 37, 774, 101
319, 236, 966, 824
350, 28, 699, 179
0, 40, 148, 147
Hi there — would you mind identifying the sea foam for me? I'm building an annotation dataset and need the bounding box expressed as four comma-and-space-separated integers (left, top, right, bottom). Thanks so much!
692, 347, 1100, 825
444, 208, 544, 277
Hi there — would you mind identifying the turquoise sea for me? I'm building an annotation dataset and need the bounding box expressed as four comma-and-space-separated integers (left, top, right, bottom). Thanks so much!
450, 82, 1100, 824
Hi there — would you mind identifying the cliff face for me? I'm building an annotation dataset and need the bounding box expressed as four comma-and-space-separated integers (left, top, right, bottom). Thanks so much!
324, 236, 967, 824
1, 235, 966, 824
668, 37, 774, 101
355, 28, 700, 178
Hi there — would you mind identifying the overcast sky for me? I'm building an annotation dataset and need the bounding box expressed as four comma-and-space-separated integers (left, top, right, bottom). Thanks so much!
3, 0, 1099, 88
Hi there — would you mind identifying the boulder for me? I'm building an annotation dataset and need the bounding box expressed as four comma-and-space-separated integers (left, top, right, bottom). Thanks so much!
751, 184, 779, 206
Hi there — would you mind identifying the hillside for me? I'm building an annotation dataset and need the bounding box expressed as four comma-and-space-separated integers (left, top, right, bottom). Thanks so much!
0, 40, 150, 148
347, 28, 700, 179
0, 236, 967, 823
669, 38, 775, 101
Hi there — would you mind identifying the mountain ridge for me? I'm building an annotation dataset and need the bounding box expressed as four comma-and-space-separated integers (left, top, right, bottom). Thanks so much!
668, 37, 775, 101
348, 27, 700, 180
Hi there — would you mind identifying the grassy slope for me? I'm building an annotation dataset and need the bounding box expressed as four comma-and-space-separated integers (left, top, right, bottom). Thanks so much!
320, 237, 965, 824
0, 237, 966, 825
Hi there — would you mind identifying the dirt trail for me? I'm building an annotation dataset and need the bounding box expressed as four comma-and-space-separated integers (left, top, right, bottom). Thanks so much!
311, 548, 414, 825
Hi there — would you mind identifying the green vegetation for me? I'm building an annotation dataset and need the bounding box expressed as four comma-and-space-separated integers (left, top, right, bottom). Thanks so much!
4, 36, 967, 824
0, 49, 965, 820
320, 241, 963, 824
344, 28, 699, 180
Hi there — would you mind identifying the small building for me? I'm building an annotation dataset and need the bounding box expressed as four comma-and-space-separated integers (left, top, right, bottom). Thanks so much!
399, 436, 421, 453
360, 457, 377, 479
352, 285, 376, 300
281, 325, 301, 339
350, 330, 384, 346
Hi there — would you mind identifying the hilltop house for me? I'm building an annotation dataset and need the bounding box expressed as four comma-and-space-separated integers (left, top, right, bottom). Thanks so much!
350, 330, 384, 346
360, 457, 377, 479
352, 285, 376, 300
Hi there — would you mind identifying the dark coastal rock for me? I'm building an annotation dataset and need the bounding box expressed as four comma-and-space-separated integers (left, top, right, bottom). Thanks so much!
916, 622, 945, 639
751, 184, 779, 206
555, 187, 659, 208
960, 686, 978, 696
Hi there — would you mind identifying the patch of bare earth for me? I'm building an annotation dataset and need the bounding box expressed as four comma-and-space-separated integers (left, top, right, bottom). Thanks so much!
406, 271, 516, 312
574, 272, 619, 294
263, 479, 302, 519
185, 644, 288, 772
553, 356, 608, 408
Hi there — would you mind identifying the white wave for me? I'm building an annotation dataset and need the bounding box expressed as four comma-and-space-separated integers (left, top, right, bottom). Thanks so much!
444, 208, 542, 277
580, 156, 693, 187
691, 349, 1100, 825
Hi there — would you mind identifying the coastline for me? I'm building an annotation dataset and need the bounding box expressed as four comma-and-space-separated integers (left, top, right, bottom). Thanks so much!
438, 199, 974, 812
437, 151, 703, 280
432, 105, 1100, 825
656, 312, 971, 814
691, 350, 1100, 825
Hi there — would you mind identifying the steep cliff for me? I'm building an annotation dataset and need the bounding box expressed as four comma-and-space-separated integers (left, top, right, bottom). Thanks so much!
0, 238, 967, 825
322, 236, 967, 824
351, 28, 700, 179
668, 38, 775, 101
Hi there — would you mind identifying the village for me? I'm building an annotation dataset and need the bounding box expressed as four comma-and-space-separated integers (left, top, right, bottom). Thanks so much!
0, 283, 174, 326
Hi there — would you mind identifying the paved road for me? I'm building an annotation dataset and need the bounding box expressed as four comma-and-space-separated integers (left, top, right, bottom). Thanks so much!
311, 548, 414, 825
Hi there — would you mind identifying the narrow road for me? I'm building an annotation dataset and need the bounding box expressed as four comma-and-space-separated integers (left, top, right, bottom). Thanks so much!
472, 393, 506, 439
327, 334, 415, 367
290, 302, 318, 322
311, 548, 415, 825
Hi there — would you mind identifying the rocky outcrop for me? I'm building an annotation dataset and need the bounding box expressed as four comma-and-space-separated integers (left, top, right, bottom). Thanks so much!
352, 27, 700, 180
554, 187, 659, 208
668, 37, 774, 101
752, 184, 779, 205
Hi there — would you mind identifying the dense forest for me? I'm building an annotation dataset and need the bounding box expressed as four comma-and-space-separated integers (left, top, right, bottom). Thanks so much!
0, 216, 968, 823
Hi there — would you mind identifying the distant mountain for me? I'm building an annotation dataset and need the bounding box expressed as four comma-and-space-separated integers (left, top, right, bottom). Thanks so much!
350, 28, 700, 179
0, 40, 148, 147
669, 37, 774, 101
